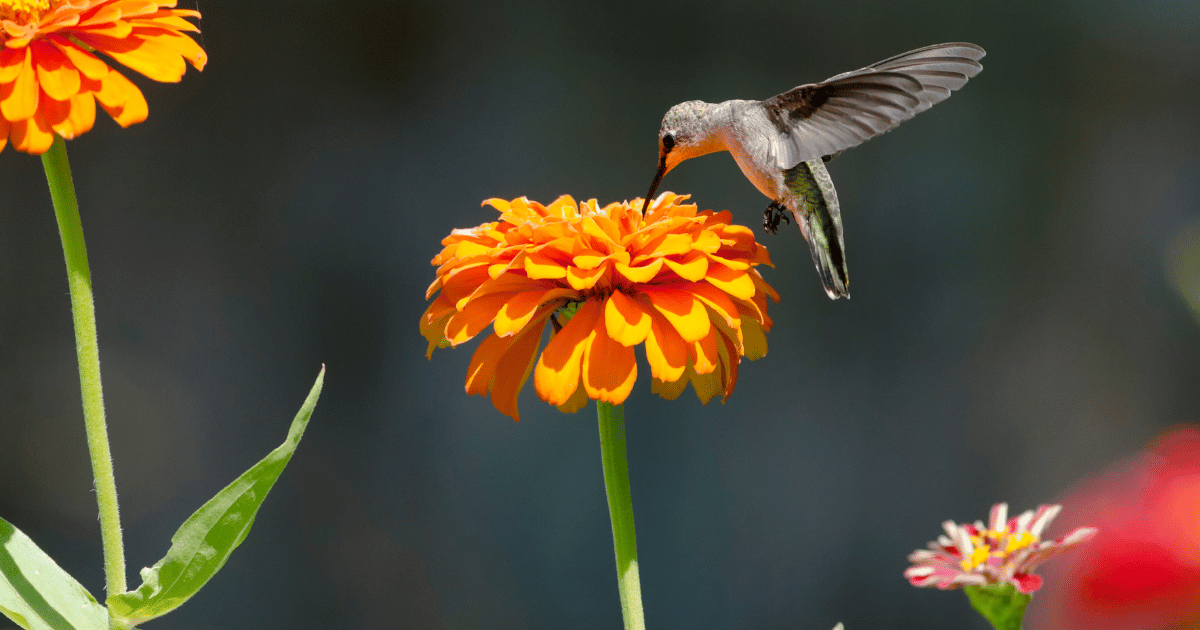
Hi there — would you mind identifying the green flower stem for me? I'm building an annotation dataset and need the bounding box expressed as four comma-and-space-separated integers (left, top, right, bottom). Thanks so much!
41, 135, 127, 597
597, 401, 646, 630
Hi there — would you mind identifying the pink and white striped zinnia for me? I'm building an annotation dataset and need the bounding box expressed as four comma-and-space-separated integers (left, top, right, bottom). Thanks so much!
905, 503, 1097, 594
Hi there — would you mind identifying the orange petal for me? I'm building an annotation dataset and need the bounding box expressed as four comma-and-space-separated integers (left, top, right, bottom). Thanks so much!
75, 32, 187, 82
465, 333, 510, 397
614, 258, 663, 283
662, 251, 709, 281
445, 292, 515, 345
644, 310, 688, 382
0, 116, 8, 152
49, 36, 111, 81
643, 232, 692, 258
10, 115, 54, 154
495, 289, 576, 336
687, 281, 741, 329
643, 287, 710, 343
0, 47, 27, 83
524, 252, 568, 279
436, 263, 492, 302
134, 27, 206, 71
534, 299, 601, 405
704, 262, 756, 300
691, 328, 719, 375
32, 41, 81, 102
691, 230, 722, 253
458, 273, 551, 309
603, 291, 652, 347
581, 315, 637, 404
565, 263, 607, 291
93, 68, 147, 127
482, 197, 511, 213
490, 321, 547, 422
1, 48, 38, 122
55, 91, 96, 139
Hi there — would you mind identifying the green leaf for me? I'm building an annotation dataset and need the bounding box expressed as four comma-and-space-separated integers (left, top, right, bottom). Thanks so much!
107, 368, 325, 625
964, 583, 1032, 630
0, 517, 109, 630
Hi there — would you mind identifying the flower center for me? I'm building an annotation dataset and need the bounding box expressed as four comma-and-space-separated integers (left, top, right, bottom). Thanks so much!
0, 0, 52, 22
960, 528, 1041, 570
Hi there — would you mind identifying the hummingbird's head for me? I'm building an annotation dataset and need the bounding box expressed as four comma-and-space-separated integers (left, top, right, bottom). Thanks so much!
658, 100, 714, 175
643, 101, 718, 212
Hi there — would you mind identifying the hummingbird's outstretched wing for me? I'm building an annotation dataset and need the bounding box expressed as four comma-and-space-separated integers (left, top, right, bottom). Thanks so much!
761, 42, 985, 169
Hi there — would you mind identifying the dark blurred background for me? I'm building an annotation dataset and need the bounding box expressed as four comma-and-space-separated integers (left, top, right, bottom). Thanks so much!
2, 2, 1199, 629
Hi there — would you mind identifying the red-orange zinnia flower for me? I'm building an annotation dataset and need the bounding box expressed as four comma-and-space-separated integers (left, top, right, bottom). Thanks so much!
421, 193, 778, 421
0, 0, 205, 154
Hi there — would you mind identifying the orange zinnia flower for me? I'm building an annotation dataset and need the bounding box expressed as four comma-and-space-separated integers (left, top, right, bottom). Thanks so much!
0, 0, 205, 154
421, 193, 778, 421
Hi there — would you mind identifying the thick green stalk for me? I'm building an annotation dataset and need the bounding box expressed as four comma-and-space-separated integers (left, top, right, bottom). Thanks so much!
41, 135, 127, 597
597, 401, 646, 630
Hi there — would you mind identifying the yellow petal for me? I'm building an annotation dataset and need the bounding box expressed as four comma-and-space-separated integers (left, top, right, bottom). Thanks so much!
691, 329, 719, 375
534, 300, 601, 405
565, 263, 607, 291
494, 289, 577, 336
33, 41, 81, 102
444, 292, 515, 345
75, 32, 187, 82
50, 36, 110, 80
582, 316, 637, 404
687, 282, 741, 329
662, 251, 709, 281
524, 252, 568, 279
644, 288, 710, 343
644, 311, 688, 382
1, 48, 38, 122
603, 291, 651, 347
704, 262, 755, 300
93, 68, 147, 127
614, 258, 663, 283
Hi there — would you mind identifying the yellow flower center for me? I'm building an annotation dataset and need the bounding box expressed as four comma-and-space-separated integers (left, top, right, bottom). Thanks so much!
0, 0, 52, 22
960, 528, 1041, 571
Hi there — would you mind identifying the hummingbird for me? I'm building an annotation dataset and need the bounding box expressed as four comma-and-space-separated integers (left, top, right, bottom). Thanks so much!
642, 42, 985, 299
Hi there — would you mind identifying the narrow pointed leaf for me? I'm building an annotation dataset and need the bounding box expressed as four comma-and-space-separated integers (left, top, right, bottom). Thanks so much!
107, 368, 325, 625
0, 518, 109, 630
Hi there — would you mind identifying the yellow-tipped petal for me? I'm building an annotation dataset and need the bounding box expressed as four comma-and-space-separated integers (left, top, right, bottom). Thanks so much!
582, 316, 637, 404
603, 291, 652, 347
644, 288, 710, 343
534, 300, 600, 405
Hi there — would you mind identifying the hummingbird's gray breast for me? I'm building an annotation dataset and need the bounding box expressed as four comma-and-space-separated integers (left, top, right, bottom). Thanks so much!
719, 100, 789, 201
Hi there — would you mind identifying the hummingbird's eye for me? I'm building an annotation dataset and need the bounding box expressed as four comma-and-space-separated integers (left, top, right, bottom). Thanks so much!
662, 134, 675, 152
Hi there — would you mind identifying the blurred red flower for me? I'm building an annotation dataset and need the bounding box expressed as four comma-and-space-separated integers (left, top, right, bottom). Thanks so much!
1026, 427, 1200, 630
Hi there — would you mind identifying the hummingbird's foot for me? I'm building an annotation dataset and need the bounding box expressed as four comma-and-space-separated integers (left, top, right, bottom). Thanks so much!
763, 201, 790, 234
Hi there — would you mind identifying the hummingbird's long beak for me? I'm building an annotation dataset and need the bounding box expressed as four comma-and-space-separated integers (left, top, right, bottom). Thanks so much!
641, 155, 668, 214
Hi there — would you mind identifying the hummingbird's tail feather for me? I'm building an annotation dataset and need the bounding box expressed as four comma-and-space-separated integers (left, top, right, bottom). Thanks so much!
786, 159, 849, 299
